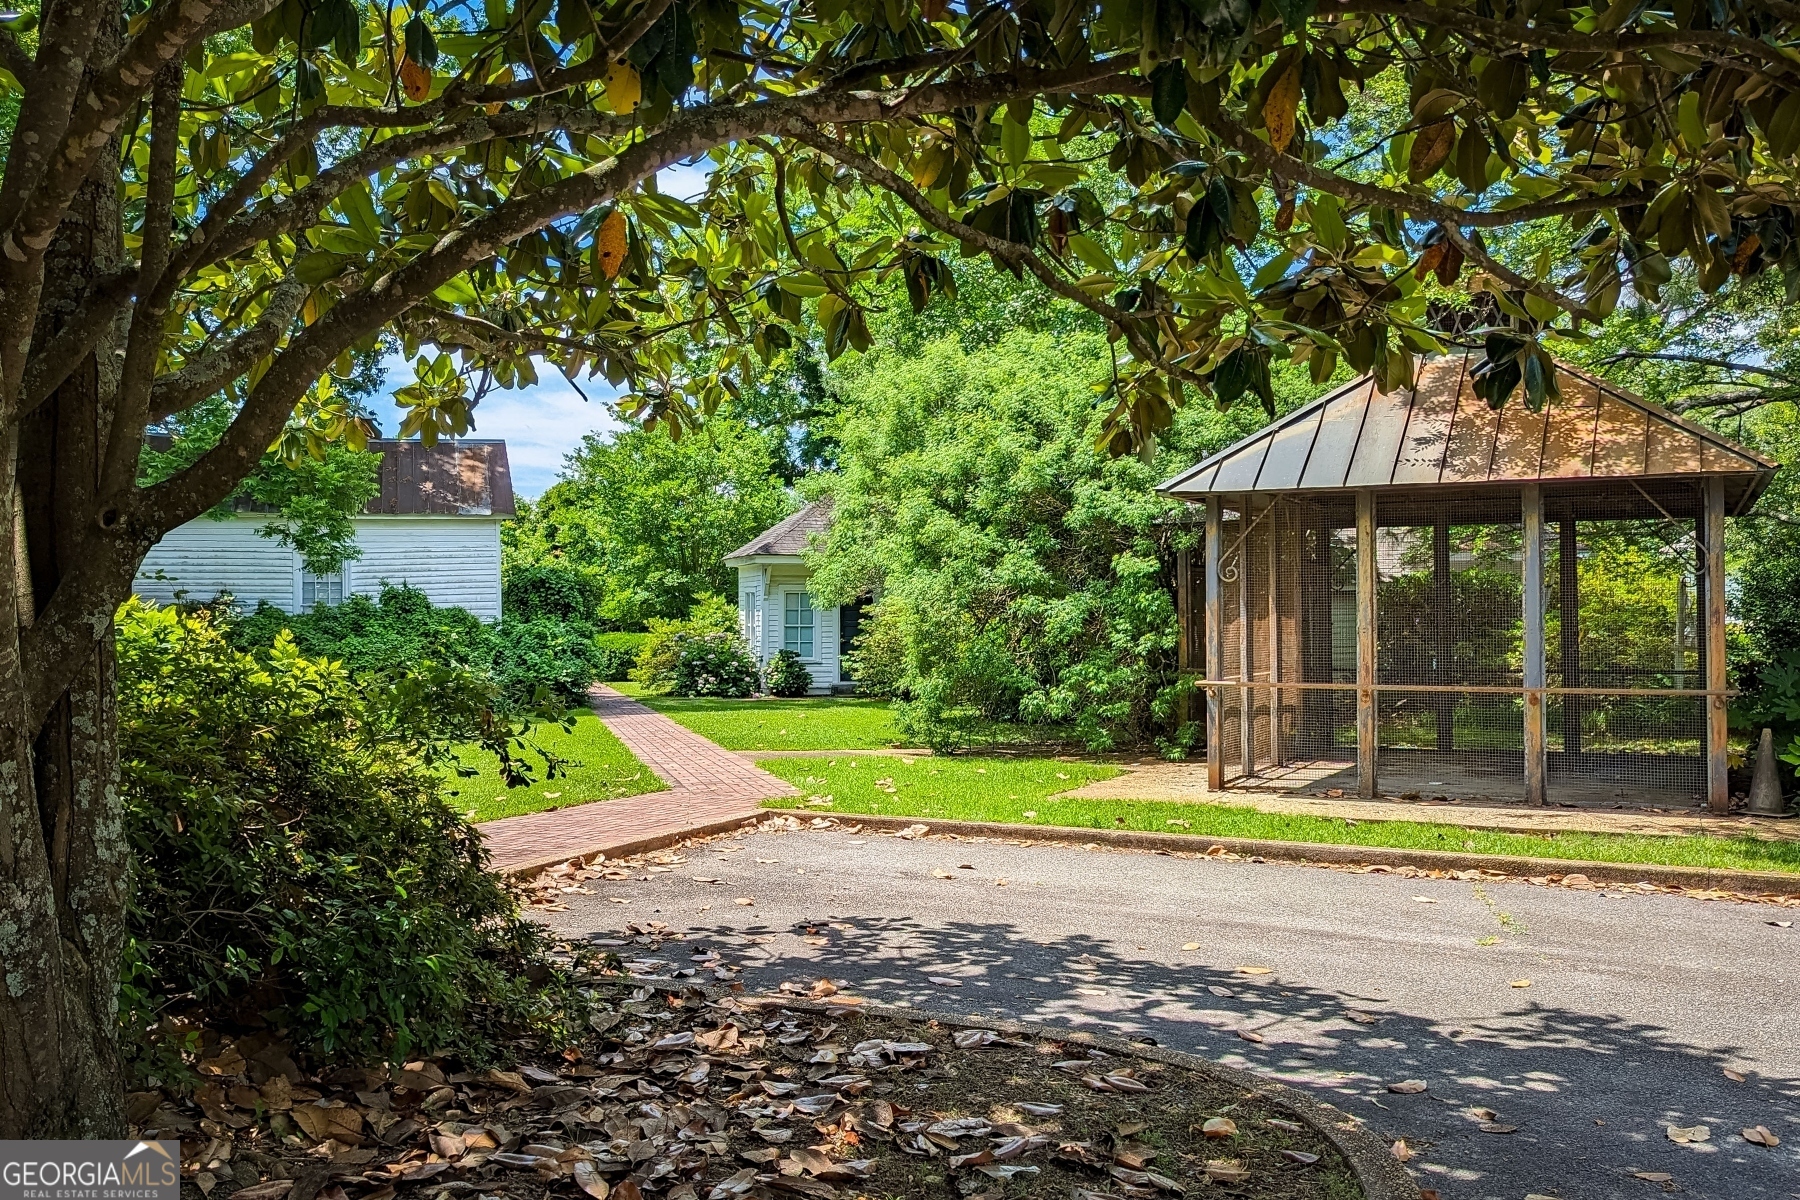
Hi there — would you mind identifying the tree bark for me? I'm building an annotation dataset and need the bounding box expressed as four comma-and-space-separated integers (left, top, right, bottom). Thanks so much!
0, 52, 131, 1135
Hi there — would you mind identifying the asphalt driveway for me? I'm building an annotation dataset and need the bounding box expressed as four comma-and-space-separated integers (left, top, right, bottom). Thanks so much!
538, 824, 1800, 1200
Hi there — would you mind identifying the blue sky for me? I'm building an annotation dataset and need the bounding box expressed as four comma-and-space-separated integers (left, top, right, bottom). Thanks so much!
374, 160, 715, 498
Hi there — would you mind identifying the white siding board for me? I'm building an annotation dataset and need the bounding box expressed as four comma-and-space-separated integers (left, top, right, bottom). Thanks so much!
134, 514, 504, 620
351, 518, 503, 619
135, 516, 298, 609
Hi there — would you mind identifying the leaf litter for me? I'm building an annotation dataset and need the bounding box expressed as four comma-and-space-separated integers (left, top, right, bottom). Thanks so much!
137, 980, 1360, 1200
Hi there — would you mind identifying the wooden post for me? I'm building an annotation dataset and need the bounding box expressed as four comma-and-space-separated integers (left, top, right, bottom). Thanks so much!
1704, 477, 1730, 813
1175, 543, 1192, 736
1432, 512, 1453, 752
1674, 575, 1688, 689
1558, 518, 1582, 756
1268, 500, 1282, 768
1239, 498, 1254, 781
1355, 491, 1378, 799
1521, 484, 1547, 806
1205, 497, 1224, 792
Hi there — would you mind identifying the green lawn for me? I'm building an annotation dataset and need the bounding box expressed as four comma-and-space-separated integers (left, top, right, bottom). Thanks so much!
632, 693, 909, 751
758, 754, 1120, 812
446, 710, 665, 823
761, 761, 1800, 876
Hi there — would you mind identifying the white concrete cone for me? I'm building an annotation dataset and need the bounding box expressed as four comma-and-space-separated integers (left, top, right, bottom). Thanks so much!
1747, 727, 1792, 817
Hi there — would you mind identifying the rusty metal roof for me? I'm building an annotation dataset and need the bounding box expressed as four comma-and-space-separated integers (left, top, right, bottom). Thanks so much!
363, 439, 515, 517
725, 499, 830, 561
1159, 353, 1778, 511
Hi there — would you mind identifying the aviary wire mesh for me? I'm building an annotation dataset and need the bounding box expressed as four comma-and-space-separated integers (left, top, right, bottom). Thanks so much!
1210, 488, 1708, 805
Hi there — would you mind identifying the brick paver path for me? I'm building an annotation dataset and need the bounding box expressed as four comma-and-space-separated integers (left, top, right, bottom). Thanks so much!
480, 686, 797, 874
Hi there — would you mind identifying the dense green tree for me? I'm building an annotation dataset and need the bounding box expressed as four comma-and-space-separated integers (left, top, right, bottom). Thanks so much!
504, 417, 793, 626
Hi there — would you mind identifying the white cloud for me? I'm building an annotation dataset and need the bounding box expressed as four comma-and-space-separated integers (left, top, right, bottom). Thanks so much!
378, 352, 625, 499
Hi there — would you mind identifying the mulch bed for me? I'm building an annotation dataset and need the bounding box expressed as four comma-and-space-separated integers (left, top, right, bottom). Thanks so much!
134, 982, 1364, 1200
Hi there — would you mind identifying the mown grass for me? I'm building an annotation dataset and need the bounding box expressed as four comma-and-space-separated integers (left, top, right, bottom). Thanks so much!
630, 693, 909, 751
758, 754, 1120, 812
758, 756, 1800, 875
447, 710, 665, 823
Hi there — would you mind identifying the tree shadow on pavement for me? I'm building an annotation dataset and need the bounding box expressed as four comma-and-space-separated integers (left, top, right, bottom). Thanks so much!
642, 915, 1800, 1200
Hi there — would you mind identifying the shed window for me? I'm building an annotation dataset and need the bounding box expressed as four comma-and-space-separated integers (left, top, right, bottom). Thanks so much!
784, 591, 814, 657
301, 570, 345, 608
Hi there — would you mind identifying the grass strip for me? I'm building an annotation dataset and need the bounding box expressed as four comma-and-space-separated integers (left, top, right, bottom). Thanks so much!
629, 693, 909, 751
450, 710, 665, 823
757, 756, 1800, 875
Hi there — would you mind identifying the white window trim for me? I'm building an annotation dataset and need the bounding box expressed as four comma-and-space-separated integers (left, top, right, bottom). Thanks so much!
779, 586, 821, 663
295, 553, 348, 610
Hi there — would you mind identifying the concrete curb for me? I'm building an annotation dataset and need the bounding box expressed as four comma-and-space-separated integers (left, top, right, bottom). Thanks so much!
498, 814, 761, 879
745, 993, 1421, 1200
764, 808, 1800, 897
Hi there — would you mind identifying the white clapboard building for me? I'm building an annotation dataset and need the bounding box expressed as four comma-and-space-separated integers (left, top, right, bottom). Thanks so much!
725, 499, 865, 694
134, 440, 515, 619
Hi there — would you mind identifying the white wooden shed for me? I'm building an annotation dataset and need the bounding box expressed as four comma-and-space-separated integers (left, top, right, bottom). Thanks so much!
725, 499, 863, 694
134, 440, 515, 619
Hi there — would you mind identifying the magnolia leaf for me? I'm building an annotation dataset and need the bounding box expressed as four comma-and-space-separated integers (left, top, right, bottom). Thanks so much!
398, 57, 432, 101
605, 63, 642, 112
1264, 64, 1301, 154
1408, 119, 1456, 183
596, 211, 628, 279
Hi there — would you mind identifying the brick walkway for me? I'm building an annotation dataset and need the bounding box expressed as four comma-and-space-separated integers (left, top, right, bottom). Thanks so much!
480, 686, 797, 875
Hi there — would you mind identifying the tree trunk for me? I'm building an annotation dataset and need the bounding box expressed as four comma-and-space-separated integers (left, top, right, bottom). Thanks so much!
0, 64, 132, 1135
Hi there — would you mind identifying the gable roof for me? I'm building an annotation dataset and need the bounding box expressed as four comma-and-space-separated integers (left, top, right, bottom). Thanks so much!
365, 439, 515, 517
1159, 353, 1778, 512
726, 499, 831, 562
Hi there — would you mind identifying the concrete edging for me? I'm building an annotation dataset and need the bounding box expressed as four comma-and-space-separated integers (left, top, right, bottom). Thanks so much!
764, 808, 1800, 897
498, 814, 761, 879
745, 994, 1421, 1200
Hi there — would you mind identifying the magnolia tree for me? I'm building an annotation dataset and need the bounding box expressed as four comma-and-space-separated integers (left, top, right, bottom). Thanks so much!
2, 0, 1798, 1132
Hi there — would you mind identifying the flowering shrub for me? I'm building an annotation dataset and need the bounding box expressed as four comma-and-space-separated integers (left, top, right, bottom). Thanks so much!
669, 632, 759, 698
763, 649, 813, 697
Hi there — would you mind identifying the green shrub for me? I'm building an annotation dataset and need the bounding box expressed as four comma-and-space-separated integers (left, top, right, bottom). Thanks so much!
842, 603, 908, 699
594, 631, 649, 681
671, 632, 759, 697
489, 617, 607, 708
763, 649, 813, 697
230, 585, 490, 674
632, 594, 742, 689
226, 584, 603, 710
503, 558, 605, 622
117, 601, 590, 1067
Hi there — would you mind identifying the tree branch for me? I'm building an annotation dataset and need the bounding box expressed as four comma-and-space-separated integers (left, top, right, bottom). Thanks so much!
145, 276, 310, 422
0, 29, 30, 81
1205, 110, 1617, 229
179, 106, 638, 283
1600, 350, 1799, 381
1438, 222, 1591, 321
785, 126, 1213, 390
104, 65, 184, 495
20, 271, 137, 416
1338, 0, 1800, 78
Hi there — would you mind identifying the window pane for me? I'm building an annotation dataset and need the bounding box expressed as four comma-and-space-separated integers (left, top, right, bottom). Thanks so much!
302, 572, 342, 608
784, 592, 814, 656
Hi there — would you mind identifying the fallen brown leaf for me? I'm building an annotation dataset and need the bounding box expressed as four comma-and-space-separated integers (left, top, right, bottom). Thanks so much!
1743, 1125, 1781, 1147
